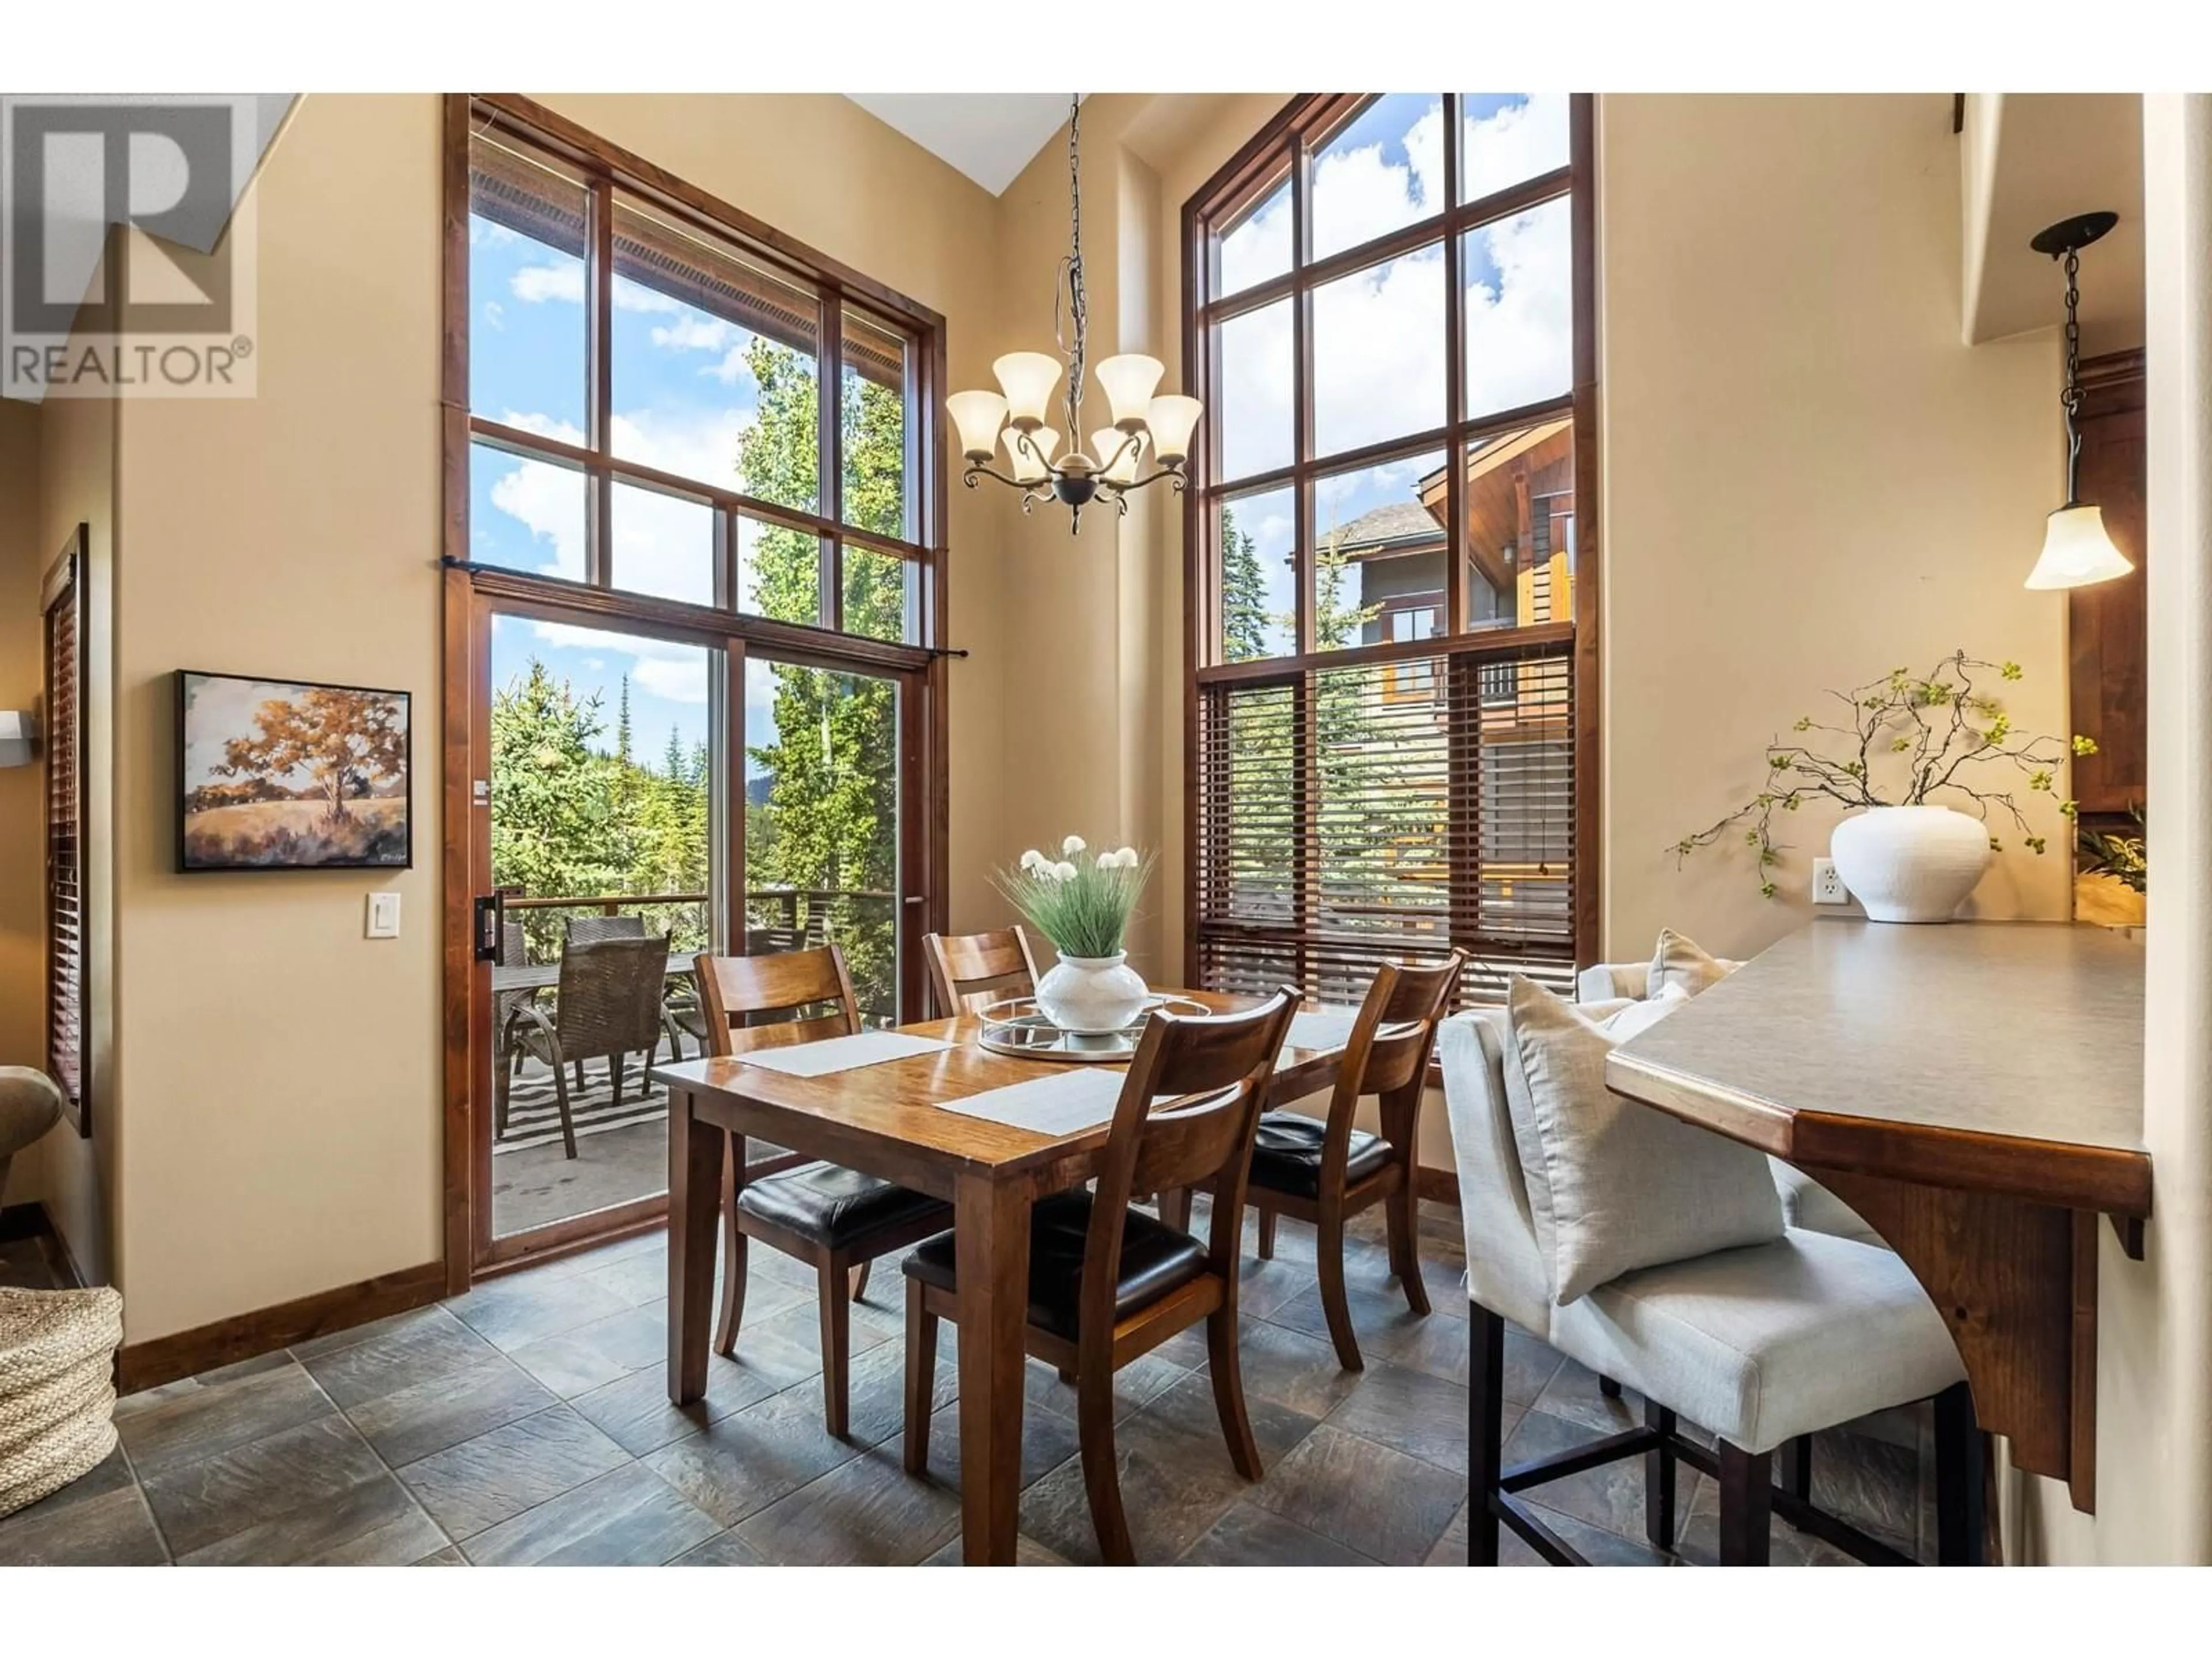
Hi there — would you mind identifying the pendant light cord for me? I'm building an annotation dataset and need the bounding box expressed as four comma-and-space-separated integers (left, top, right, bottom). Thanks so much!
1054, 93, 1088, 446
2060, 244, 2084, 505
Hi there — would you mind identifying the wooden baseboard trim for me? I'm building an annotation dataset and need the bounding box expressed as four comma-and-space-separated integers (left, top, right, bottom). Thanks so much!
1415, 1165, 1460, 1207
115, 1259, 446, 1395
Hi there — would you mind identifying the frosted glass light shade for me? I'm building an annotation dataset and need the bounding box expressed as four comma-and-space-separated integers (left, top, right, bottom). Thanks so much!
2025, 503, 2134, 590
1003, 425, 1059, 483
993, 352, 1065, 424
1094, 354, 1165, 425
1093, 427, 1146, 485
1145, 394, 1203, 463
947, 389, 1007, 459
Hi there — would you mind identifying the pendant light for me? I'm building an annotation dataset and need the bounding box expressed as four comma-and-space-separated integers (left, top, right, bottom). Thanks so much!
945, 96, 1198, 532
2024, 211, 2135, 591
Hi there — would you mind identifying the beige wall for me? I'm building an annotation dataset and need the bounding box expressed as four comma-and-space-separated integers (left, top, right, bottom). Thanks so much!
1599, 94, 2070, 963
20, 369, 120, 1282
0, 400, 44, 1180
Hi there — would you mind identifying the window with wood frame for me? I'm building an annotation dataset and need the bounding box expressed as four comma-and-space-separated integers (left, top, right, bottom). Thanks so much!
1185, 94, 1596, 1007
463, 108, 939, 643
44, 531, 89, 1132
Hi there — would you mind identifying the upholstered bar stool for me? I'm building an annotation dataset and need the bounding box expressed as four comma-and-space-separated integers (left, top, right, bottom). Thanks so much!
1438, 991, 1982, 1566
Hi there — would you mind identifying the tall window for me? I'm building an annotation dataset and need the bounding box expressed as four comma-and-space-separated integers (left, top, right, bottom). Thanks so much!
464, 120, 936, 638
1185, 94, 1594, 1006
44, 531, 88, 1132
456, 99, 948, 1027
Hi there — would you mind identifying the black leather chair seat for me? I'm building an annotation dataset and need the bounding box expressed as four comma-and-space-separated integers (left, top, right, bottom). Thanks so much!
902, 1191, 1209, 1342
736, 1161, 950, 1248
1247, 1111, 1393, 1199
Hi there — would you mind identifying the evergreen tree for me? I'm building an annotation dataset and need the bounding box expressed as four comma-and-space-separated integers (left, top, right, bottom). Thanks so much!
1219, 504, 1270, 663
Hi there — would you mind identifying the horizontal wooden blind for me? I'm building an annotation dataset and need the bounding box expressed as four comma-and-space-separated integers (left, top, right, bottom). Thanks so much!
44, 563, 84, 1111
1197, 641, 1577, 1009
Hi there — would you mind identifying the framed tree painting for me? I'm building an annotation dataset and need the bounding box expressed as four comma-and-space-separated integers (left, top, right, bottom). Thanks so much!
176, 671, 413, 871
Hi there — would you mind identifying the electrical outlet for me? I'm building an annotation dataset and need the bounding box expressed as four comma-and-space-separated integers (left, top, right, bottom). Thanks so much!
1811, 857, 1849, 906
366, 892, 402, 938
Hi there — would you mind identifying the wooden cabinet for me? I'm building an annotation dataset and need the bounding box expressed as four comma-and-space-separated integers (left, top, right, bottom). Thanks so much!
2068, 349, 2146, 818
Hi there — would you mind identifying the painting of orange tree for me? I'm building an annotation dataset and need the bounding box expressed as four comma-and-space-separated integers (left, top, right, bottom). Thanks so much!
179, 672, 412, 870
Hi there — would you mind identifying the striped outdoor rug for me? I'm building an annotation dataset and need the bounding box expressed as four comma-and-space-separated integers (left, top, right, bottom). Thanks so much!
495, 1056, 670, 1154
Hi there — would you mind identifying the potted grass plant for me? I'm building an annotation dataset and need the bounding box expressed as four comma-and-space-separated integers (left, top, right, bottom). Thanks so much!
997, 835, 1156, 1032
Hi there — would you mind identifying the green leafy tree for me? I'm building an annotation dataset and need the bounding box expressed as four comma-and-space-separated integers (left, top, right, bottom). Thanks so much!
1221, 505, 1269, 664
736, 338, 904, 1019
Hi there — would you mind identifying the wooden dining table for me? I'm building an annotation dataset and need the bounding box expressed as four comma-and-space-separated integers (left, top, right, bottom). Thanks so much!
657, 988, 1349, 1565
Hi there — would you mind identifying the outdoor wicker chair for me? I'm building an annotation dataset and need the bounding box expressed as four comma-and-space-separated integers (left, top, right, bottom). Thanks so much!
502, 932, 676, 1160
492, 919, 538, 1141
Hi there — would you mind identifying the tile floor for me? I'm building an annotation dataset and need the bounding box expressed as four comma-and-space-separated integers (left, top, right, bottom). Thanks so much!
0, 1202, 1932, 1567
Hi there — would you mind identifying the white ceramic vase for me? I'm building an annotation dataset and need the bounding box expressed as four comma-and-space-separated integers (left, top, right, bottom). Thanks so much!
1828, 805, 1993, 923
1035, 951, 1149, 1033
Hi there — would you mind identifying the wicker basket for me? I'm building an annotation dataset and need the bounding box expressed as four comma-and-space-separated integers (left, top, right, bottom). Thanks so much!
0, 1286, 124, 1521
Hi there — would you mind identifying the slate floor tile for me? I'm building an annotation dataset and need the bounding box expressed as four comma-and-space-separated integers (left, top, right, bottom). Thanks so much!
444, 1271, 634, 1353
734, 1441, 963, 1566
1179, 1499, 1376, 1566
139, 1413, 387, 1558
0, 1483, 168, 1566
670, 1528, 766, 1566
301, 1306, 503, 1411
920, 1532, 1070, 1566
343, 1355, 556, 1467
116, 1361, 337, 1480
396, 1404, 630, 1540
570, 1353, 781, 1457
1497, 1406, 1699, 1546
1324, 1360, 1471, 1474
1017, 1385, 1267, 1566
179, 1472, 447, 1566
642, 1384, 865, 1528
463, 1462, 719, 1566
1217, 1316, 1367, 1420
289, 1302, 464, 1362
1250, 1423, 1465, 1565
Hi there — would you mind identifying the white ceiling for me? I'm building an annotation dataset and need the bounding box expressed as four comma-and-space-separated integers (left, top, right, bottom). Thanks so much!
845, 94, 1077, 196
1965, 94, 2145, 356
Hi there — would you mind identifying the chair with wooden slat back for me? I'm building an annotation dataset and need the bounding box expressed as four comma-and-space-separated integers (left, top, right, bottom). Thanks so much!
691, 945, 953, 1440
901, 985, 1301, 1565
1240, 951, 1466, 1372
921, 925, 1042, 1017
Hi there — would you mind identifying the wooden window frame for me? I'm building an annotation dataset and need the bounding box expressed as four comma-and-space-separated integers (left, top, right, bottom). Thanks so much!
43, 527, 90, 1137
1181, 93, 1600, 988
439, 95, 953, 1286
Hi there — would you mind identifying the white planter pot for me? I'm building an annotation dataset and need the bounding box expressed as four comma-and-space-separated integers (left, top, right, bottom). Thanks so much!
1829, 805, 1993, 923
1035, 952, 1149, 1033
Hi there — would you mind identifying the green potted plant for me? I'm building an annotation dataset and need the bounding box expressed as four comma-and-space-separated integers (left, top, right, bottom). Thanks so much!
1674, 651, 2093, 922
997, 836, 1157, 1031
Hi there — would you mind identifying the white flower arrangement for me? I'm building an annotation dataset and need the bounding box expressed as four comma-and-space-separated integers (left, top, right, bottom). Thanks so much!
998, 834, 1156, 958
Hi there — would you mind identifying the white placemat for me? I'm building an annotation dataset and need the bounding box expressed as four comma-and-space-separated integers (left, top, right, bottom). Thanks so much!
935, 1069, 1127, 1137
734, 1031, 955, 1078
1283, 1007, 1362, 1054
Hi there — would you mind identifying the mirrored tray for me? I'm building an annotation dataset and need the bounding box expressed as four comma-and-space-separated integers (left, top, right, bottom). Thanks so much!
975, 995, 1213, 1063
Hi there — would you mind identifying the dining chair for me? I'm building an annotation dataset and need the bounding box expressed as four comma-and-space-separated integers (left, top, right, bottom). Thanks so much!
922, 925, 1042, 1017
502, 932, 672, 1160
563, 913, 650, 1086
693, 945, 953, 1439
1240, 951, 1465, 1371
1437, 1004, 1979, 1566
900, 986, 1302, 1565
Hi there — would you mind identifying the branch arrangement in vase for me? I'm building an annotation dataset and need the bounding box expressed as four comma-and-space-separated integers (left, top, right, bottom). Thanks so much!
1672, 651, 2096, 899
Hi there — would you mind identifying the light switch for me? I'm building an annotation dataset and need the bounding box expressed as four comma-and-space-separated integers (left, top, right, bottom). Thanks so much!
366, 892, 402, 938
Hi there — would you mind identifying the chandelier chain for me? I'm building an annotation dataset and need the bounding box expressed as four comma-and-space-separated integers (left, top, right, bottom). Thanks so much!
2059, 244, 2084, 502
1054, 93, 1088, 445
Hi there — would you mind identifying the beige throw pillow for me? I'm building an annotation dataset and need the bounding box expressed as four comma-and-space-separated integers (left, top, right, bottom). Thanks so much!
1649, 928, 1737, 998
1502, 976, 1785, 1305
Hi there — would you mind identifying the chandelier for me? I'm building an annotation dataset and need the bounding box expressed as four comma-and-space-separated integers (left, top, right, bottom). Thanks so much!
946, 95, 1200, 531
